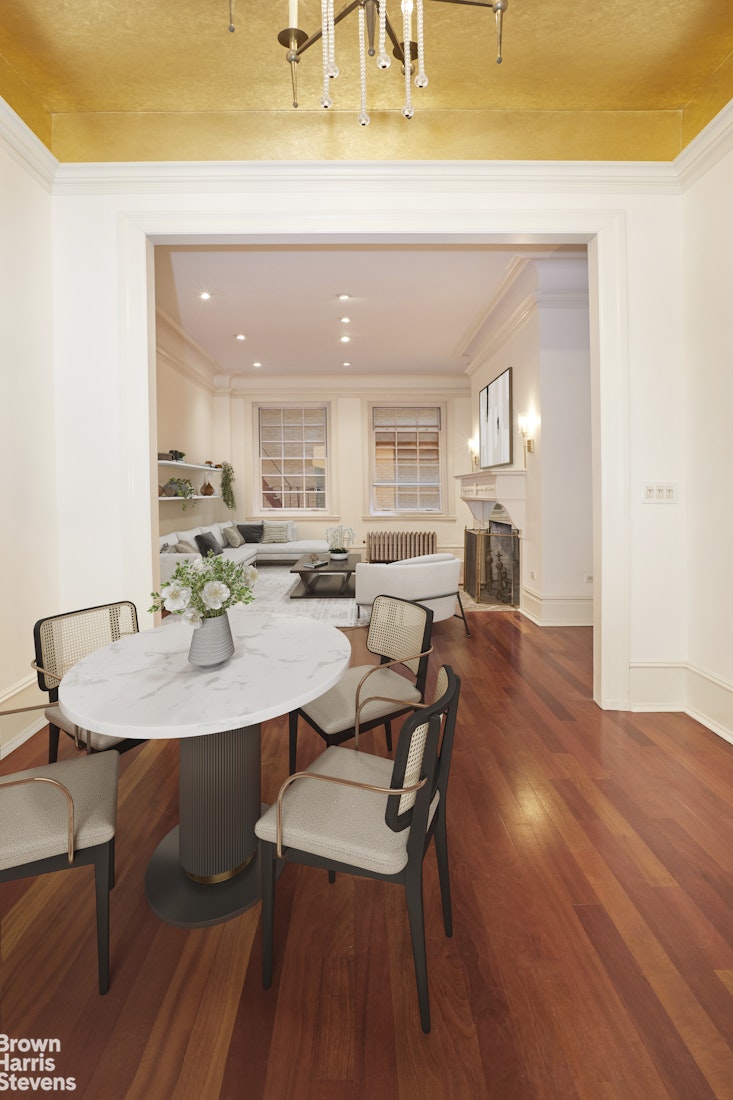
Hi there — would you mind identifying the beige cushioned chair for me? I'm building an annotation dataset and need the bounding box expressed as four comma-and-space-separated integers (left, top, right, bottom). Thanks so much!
0, 750, 120, 994
257, 665, 461, 1034
354, 553, 470, 635
33, 601, 143, 762
288, 594, 433, 774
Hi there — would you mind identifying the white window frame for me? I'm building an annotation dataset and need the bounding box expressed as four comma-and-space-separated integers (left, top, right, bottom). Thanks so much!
255, 402, 330, 513
369, 403, 446, 516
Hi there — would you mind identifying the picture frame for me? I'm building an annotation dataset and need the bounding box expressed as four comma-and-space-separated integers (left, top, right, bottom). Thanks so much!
479, 367, 513, 468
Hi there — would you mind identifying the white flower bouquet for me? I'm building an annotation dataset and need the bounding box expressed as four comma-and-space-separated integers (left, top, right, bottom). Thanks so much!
325, 524, 356, 553
150, 553, 257, 627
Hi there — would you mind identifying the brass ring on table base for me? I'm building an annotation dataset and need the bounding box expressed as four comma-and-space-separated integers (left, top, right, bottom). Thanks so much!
185, 850, 255, 884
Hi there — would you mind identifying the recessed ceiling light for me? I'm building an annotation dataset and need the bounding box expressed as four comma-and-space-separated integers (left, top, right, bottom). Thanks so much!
340, 317, 350, 324
253, 362, 262, 368
338, 293, 350, 300
235, 333, 246, 341
340, 335, 350, 343
199, 291, 211, 301
342, 361, 351, 367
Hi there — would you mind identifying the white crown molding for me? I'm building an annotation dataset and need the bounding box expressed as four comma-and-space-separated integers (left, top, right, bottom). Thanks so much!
464, 292, 538, 377
156, 346, 217, 393
51, 157, 683, 197
675, 98, 733, 192
0, 98, 57, 191
534, 291, 590, 310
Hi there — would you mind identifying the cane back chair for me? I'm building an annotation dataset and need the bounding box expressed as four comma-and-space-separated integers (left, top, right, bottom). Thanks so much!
0, 750, 119, 994
33, 601, 143, 762
257, 664, 461, 1034
288, 594, 433, 774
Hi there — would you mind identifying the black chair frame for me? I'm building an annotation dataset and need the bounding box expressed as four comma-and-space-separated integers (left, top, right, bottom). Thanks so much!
262, 667, 461, 1033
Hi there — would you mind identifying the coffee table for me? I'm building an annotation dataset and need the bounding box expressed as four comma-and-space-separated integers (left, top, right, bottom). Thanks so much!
289, 552, 361, 599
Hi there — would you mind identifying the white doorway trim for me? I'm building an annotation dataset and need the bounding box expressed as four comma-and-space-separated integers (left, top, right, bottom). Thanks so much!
117, 183, 630, 711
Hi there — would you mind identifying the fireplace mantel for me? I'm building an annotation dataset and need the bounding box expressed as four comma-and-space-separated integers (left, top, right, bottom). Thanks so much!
455, 469, 526, 533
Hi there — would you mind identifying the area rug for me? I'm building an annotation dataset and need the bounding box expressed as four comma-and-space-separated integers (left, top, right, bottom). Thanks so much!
249, 565, 369, 629
248, 566, 514, 627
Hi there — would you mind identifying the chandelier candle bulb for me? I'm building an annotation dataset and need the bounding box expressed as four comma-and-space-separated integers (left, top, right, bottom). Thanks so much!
289, 1, 298, 28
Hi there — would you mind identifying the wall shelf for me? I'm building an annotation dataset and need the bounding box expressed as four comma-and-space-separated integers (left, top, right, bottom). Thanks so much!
158, 460, 220, 503
157, 461, 221, 473
159, 494, 220, 501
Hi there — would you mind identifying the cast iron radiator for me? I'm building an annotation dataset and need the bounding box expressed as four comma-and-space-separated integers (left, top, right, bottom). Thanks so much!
365, 530, 437, 563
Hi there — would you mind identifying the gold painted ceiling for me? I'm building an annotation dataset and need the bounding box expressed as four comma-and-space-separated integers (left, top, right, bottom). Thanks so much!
1, 0, 732, 162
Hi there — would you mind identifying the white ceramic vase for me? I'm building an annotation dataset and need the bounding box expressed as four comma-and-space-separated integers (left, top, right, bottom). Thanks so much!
188, 612, 235, 667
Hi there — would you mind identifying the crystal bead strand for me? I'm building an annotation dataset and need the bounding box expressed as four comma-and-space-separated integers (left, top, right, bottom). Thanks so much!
327, 0, 338, 77
415, 0, 428, 88
357, 3, 370, 125
321, 0, 338, 108
401, 0, 414, 119
377, 0, 390, 69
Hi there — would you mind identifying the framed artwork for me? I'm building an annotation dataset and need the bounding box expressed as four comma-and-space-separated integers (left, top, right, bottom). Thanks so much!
479, 367, 513, 468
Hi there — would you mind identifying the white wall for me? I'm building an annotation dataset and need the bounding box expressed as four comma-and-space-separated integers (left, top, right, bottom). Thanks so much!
4, 96, 733, 740
681, 122, 733, 741
466, 258, 593, 625
0, 110, 57, 752
155, 311, 225, 539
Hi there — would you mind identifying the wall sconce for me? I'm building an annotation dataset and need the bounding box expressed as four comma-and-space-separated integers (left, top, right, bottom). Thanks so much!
468, 437, 480, 469
518, 414, 535, 468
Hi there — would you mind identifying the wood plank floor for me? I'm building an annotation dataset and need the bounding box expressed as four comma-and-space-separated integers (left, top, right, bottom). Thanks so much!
2, 611, 733, 1099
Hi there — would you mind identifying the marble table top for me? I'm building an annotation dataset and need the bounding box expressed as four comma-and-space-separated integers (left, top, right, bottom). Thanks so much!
58, 610, 352, 740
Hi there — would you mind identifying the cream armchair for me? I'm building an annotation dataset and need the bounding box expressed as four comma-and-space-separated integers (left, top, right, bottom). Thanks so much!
354, 553, 470, 636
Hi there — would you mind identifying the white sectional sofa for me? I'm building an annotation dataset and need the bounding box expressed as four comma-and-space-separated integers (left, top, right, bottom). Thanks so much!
158, 519, 329, 584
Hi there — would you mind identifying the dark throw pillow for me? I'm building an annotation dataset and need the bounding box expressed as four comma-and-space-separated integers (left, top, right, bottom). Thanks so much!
195, 532, 223, 557
237, 522, 264, 544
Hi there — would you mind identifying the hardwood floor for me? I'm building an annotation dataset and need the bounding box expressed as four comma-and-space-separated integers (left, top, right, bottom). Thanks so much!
2, 611, 733, 1099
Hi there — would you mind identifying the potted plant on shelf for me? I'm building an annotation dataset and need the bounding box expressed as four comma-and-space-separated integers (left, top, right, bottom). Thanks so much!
162, 477, 196, 510
325, 524, 356, 561
220, 461, 237, 511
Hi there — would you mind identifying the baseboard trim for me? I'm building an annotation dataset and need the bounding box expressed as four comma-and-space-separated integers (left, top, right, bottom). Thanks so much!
0, 716, 47, 760
521, 589, 593, 626
630, 660, 733, 745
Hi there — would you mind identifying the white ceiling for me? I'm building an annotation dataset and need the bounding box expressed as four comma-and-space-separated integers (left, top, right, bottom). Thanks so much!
154, 243, 585, 378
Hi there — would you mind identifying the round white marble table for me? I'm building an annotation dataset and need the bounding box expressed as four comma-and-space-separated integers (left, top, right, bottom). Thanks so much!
59, 611, 351, 928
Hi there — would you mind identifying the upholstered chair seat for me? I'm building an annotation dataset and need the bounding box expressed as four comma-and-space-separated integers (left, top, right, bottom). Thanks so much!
0, 751, 120, 994
288, 594, 434, 773
299, 665, 422, 739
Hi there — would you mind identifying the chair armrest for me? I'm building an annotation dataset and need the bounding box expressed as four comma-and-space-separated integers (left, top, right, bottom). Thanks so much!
0, 701, 51, 716
0, 775, 76, 862
274, 769, 427, 858
354, 648, 432, 746
31, 658, 62, 690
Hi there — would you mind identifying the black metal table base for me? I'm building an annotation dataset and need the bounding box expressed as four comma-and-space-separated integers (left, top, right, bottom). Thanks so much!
145, 819, 278, 928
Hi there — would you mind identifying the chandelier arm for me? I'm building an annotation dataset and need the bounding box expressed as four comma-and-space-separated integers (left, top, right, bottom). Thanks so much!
293, 0, 362, 57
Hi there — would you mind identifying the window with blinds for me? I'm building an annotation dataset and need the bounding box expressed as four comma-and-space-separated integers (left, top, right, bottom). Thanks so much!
258, 406, 328, 510
371, 406, 442, 513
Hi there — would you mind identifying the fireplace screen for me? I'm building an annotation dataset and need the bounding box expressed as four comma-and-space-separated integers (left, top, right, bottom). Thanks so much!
464, 524, 519, 607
